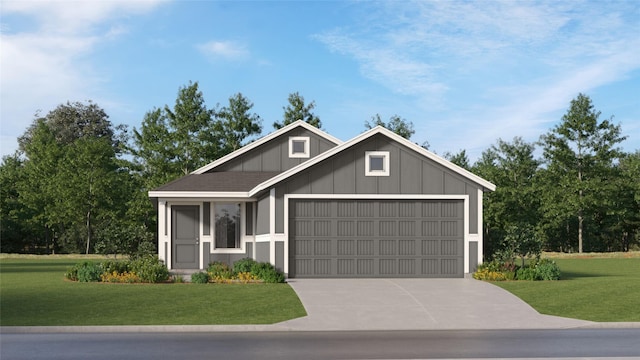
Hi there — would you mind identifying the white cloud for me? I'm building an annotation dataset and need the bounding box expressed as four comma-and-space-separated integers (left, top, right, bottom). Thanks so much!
0, 0, 165, 155
315, 1, 640, 160
197, 40, 249, 61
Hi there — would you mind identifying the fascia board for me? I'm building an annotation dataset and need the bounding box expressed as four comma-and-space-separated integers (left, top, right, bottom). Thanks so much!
192, 120, 343, 174
249, 126, 496, 195
148, 191, 252, 198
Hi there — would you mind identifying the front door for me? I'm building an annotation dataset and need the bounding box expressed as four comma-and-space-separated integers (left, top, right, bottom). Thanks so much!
172, 205, 199, 269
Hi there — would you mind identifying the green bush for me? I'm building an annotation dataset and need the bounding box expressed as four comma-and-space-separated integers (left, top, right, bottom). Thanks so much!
130, 255, 170, 283
76, 261, 102, 282
64, 264, 80, 281
250, 262, 285, 283
207, 261, 234, 281
101, 260, 130, 275
191, 272, 210, 284
534, 258, 561, 280
516, 266, 539, 281
233, 258, 257, 273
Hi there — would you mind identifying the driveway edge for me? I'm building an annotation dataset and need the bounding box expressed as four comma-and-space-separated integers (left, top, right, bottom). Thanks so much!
3, 322, 640, 334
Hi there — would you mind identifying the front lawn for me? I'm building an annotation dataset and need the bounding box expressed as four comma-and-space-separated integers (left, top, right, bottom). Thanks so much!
494, 254, 640, 322
0, 256, 306, 326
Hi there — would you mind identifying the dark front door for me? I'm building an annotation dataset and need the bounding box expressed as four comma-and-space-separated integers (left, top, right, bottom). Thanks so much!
172, 205, 199, 269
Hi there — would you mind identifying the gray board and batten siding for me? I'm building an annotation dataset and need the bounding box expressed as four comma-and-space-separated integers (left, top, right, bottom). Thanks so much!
268, 134, 482, 234
255, 133, 485, 278
212, 127, 338, 173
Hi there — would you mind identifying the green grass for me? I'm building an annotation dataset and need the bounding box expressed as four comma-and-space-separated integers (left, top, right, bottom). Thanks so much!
0, 257, 306, 326
494, 256, 640, 322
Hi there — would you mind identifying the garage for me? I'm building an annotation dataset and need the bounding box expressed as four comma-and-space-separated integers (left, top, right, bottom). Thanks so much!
288, 199, 464, 278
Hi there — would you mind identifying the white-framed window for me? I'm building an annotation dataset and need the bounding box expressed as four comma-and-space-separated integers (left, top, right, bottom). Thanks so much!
288, 136, 310, 158
365, 151, 390, 176
214, 203, 241, 249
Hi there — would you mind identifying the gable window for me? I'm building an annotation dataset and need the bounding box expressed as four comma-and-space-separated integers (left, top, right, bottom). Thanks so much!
365, 151, 390, 176
289, 136, 310, 158
215, 203, 241, 248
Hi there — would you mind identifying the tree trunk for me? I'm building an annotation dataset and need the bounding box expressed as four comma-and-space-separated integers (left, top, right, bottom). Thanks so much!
85, 210, 91, 255
578, 167, 583, 253
578, 210, 583, 253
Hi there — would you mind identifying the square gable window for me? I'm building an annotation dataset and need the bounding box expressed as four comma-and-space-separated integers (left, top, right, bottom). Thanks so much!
289, 136, 310, 158
365, 151, 390, 176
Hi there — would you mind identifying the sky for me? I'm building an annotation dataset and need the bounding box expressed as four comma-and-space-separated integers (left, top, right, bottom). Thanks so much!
1, 0, 639, 162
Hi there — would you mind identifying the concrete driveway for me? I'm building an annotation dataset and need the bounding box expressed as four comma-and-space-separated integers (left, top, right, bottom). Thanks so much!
279, 278, 594, 331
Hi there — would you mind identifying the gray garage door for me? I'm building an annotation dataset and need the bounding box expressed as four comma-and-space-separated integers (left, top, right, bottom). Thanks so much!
289, 199, 464, 278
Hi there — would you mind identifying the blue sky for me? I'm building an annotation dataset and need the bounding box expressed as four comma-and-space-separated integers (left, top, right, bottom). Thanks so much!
1, 1, 639, 162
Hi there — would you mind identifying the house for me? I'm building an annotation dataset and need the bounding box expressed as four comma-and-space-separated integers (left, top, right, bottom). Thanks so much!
149, 120, 496, 278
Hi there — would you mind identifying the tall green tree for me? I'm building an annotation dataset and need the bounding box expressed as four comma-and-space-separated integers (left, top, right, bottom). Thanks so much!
365, 114, 415, 139
274, 92, 321, 129
0, 155, 33, 252
539, 93, 626, 253
132, 81, 219, 188
444, 149, 471, 170
215, 93, 263, 154
16, 102, 129, 253
472, 137, 541, 258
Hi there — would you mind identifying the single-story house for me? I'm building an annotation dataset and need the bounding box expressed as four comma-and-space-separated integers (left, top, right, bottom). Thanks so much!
149, 120, 496, 278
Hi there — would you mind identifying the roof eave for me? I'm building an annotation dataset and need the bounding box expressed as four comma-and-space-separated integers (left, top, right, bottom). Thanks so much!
148, 191, 252, 199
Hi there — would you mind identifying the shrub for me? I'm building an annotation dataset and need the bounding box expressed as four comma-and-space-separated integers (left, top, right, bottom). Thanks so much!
64, 264, 80, 281
101, 260, 130, 275
516, 267, 539, 281
534, 258, 561, 280
130, 255, 169, 283
191, 272, 210, 284
233, 258, 257, 273
207, 261, 234, 282
250, 262, 285, 283
76, 261, 102, 282
236, 271, 260, 283
473, 260, 516, 281
101, 271, 141, 283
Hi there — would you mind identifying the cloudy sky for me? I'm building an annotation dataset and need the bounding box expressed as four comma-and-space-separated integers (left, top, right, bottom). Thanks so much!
1, 1, 639, 161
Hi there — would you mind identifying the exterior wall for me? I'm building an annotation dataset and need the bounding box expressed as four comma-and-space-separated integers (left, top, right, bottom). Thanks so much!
273, 134, 483, 234
256, 194, 270, 235
208, 242, 253, 265
212, 128, 337, 172
469, 241, 478, 273
158, 200, 258, 270
255, 241, 270, 263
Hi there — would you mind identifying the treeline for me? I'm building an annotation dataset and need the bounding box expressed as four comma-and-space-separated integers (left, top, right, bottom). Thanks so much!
1, 83, 638, 256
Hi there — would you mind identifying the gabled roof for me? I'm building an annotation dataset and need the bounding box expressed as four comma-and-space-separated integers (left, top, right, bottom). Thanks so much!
249, 126, 496, 195
192, 120, 343, 174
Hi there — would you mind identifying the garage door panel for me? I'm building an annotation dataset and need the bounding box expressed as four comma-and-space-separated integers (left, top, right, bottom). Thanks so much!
290, 199, 464, 278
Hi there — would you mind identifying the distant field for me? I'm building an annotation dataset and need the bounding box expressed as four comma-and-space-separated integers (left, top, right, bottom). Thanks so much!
0, 256, 306, 326
496, 252, 640, 322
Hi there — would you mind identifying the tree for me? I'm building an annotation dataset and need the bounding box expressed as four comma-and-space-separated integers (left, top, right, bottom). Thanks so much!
444, 149, 470, 170
215, 93, 263, 154
472, 137, 541, 258
274, 92, 321, 129
16, 102, 130, 253
365, 114, 415, 140
539, 93, 627, 253
132, 81, 219, 188
0, 155, 32, 253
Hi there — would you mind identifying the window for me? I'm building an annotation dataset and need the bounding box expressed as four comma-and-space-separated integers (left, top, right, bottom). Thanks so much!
289, 136, 310, 158
215, 203, 241, 248
365, 151, 390, 176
